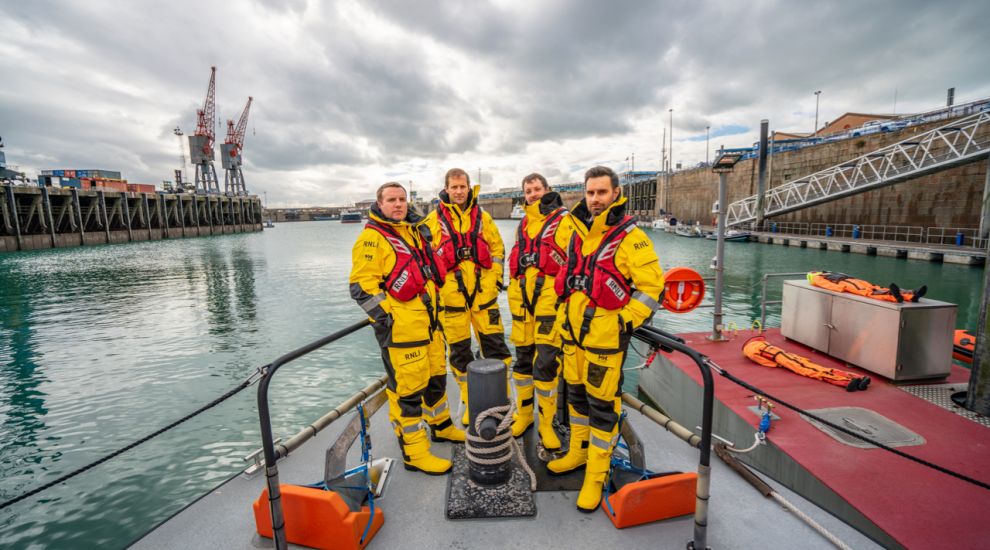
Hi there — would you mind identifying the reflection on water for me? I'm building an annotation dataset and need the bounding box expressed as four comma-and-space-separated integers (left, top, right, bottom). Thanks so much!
0, 221, 983, 548
0, 267, 50, 479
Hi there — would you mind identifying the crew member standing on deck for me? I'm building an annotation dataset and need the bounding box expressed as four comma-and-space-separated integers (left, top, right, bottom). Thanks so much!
506, 173, 571, 445
350, 182, 465, 476
549, 166, 664, 512
426, 168, 511, 426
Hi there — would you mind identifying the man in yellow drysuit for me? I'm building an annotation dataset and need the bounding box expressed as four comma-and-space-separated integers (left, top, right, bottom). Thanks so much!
350, 182, 465, 476
425, 168, 512, 427
506, 173, 571, 447
549, 166, 664, 512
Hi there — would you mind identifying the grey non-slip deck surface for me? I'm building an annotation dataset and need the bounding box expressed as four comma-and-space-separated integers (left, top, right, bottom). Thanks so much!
133, 375, 879, 549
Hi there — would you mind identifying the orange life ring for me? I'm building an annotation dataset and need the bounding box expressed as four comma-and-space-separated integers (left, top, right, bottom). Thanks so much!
662, 267, 705, 313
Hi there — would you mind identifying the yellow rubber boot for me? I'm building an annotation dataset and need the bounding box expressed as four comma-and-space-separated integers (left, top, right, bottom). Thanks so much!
547, 410, 589, 474
511, 373, 534, 437
534, 379, 561, 451
401, 428, 452, 475
576, 427, 616, 512
453, 372, 470, 427
425, 399, 465, 443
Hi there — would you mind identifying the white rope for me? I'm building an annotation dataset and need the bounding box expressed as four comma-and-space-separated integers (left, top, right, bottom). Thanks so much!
769, 492, 854, 550
724, 432, 764, 454
622, 361, 649, 371
464, 403, 537, 491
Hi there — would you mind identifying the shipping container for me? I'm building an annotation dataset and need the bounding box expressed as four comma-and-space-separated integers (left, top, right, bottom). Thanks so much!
53, 170, 65, 177
127, 183, 156, 193
77, 170, 89, 178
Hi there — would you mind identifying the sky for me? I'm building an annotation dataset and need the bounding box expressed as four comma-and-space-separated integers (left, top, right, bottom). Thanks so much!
2, 1, 988, 208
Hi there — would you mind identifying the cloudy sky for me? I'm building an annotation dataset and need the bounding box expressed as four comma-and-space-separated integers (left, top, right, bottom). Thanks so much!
2, 1, 988, 207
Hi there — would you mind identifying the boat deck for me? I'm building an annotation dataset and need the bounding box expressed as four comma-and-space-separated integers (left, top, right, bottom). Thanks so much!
638, 328, 990, 549
133, 372, 878, 549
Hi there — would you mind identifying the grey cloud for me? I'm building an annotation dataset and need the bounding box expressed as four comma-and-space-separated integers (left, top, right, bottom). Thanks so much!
2, 0, 989, 207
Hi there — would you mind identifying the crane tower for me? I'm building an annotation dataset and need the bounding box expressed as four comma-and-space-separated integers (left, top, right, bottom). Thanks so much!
221, 96, 253, 195
188, 66, 220, 194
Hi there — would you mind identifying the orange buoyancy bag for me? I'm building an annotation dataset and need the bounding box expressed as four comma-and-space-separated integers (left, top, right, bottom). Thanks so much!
366, 221, 444, 302
808, 271, 924, 303
509, 208, 567, 279
555, 216, 636, 310
435, 202, 493, 272
742, 336, 870, 391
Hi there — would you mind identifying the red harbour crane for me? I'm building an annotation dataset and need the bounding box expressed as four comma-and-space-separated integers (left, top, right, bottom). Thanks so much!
188, 66, 220, 194
221, 96, 253, 195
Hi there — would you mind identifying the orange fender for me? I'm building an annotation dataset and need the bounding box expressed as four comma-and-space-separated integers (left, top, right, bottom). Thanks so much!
253, 485, 383, 550
603, 472, 697, 528
954, 329, 975, 364
662, 267, 705, 313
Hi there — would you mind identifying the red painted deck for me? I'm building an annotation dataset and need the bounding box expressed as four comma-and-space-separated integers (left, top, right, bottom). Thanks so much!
665, 328, 990, 549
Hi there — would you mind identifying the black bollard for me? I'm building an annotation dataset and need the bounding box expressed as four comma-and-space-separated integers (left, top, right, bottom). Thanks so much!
466, 358, 511, 485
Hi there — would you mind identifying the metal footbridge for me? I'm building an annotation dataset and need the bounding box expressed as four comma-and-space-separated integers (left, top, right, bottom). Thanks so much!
726, 110, 990, 227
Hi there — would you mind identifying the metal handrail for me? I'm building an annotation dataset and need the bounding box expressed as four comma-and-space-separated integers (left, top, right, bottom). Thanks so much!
727, 110, 990, 227
630, 324, 715, 550
257, 319, 372, 550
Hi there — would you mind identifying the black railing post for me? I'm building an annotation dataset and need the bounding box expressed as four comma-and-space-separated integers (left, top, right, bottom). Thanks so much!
633, 324, 713, 550
256, 319, 370, 550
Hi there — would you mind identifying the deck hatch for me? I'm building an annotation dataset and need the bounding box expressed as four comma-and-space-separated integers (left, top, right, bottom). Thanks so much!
801, 407, 925, 449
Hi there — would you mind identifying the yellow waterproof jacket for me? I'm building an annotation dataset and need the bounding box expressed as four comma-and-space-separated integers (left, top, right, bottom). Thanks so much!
349, 206, 440, 347
424, 185, 505, 310
558, 195, 664, 351
508, 193, 569, 323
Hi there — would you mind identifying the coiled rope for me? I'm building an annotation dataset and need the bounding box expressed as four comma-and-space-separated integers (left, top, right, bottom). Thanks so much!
464, 403, 537, 491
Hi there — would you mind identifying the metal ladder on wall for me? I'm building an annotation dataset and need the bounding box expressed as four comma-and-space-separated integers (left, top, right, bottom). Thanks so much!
726, 110, 990, 227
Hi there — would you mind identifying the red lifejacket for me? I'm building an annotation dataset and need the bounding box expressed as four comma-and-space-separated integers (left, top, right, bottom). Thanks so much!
435, 202, 493, 272
555, 216, 636, 311
509, 208, 567, 280
366, 220, 445, 302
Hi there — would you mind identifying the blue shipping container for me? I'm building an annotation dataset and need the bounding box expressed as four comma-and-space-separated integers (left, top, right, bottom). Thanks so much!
77, 170, 89, 177
53, 170, 64, 176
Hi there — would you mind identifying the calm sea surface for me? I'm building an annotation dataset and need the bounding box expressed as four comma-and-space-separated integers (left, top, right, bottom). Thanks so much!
0, 220, 982, 548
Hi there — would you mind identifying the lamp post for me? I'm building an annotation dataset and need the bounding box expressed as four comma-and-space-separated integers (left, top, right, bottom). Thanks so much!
705, 125, 710, 165
709, 148, 744, 342
668, 109, 674, 172
813, 90, 822, 137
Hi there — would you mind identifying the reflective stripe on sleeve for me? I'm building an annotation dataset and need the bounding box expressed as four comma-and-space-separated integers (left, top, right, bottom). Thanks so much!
360, 293, 386, 313
632, 290, 661, 312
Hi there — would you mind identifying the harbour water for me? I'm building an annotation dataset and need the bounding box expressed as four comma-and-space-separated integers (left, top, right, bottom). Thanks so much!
0, 220, 982, 548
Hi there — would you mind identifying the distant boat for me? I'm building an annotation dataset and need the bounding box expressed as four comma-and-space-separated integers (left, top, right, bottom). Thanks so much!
341, 212, 362, 224
510, 204, 525, 220
674, 225, 703, 238
706, 229, 751, 242
651, 218, 668, 231
264, 219, 275, 228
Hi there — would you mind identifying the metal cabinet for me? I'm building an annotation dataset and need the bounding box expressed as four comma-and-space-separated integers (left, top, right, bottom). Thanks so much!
781, 280, 955, 381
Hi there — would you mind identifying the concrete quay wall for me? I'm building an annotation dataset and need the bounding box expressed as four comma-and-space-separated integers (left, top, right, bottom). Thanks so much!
0, 184, 264, 254
664, 116, 988, 228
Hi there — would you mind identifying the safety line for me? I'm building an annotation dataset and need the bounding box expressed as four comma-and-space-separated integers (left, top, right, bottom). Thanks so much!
0, 371, 261, 511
